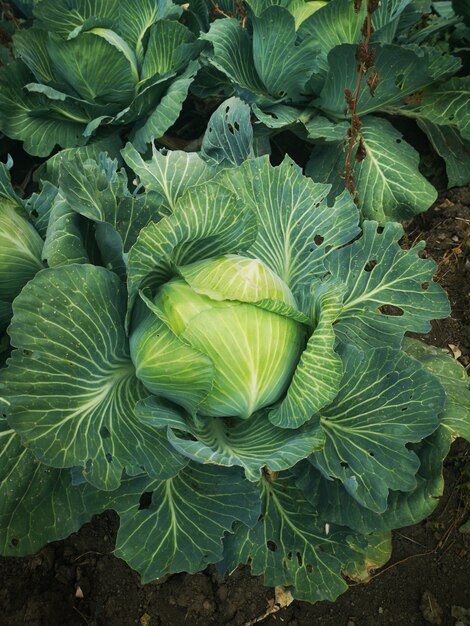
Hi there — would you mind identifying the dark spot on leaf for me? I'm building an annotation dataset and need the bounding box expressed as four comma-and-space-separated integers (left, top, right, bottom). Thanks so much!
267, 540, 278, 552
422, 282, 429, 290
364, 259, 377, 272
369, 451, 375, 457
100, 427, 110, 439
139, 492, 153, 510
234, 121, 240, 131
286, 551, 292, 560
306, 563, 313, 573
401, 407, 408, 411
378, 305, 404, 316
377, 226, 384, 234
396, 138, 402, 144
105, 453, 113, 463
314, 234, 324, 246
296, 552, 303, 566
340, 461, 349, 469
11, 538, 19, 547
227, 123, 234, 135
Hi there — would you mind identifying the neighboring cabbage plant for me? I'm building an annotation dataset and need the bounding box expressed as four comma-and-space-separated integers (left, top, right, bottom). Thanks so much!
0, 0, 201, 156
0, 158, 44, 339
0, 118, 469, 603
200, 0, 470, 222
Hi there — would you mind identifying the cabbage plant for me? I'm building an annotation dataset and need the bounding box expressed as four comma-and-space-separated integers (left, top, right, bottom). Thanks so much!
0, 0, 200, 156
0, 131, 469, 602
200, 0, 470, 222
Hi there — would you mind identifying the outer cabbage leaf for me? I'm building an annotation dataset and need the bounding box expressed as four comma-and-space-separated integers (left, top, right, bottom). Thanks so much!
83, 463, 261, 582
296, 338, 469, 534
397, 76, 470, 140
201, 18, 267, 98
221, 155, 360, 293
219, 471, 368, 602
33, 0, 120, 36
297, 0, 366, 78
0, 156, 24, 206
41, 192, 90, 267
122, 143, 216, 214
250, 6, 317, 101
0, 62, 89, 156
59, 153, 157, 252
343, 532, 392, 583
135, 396, 325, 481
130, 59, 200, 152
328, 221, 450, 349
296, 426, 452, 534
417, 120, 470, 188
306, 116, 438, 222
36, 133, 123, 185
0, 265, 186, 490
402, 338, 470, 441
0, 199, 44, 303
310, 344, 445, 512
318, 44, 456, 119
269, 277, 344, 428
201, 97, 254, 167
0, 413, 106, 556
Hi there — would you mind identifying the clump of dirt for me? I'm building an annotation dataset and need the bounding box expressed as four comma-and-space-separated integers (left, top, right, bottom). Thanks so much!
0, 189, 468, 626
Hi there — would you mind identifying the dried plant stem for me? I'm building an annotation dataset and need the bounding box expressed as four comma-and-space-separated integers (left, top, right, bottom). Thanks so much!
1, 1, 20, 29
344, 1, 380, 202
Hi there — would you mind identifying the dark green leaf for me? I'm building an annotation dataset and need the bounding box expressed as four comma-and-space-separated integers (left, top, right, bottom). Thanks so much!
0, 265, 185, 490
328, 221, 450, 348
202, 97, 254, 167
311, 344, 445, 512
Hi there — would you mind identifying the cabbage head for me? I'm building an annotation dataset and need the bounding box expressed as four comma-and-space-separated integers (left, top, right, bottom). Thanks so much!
131, 255, 307, 418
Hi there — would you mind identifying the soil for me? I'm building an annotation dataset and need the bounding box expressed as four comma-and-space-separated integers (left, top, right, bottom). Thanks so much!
0, 187, 469, 626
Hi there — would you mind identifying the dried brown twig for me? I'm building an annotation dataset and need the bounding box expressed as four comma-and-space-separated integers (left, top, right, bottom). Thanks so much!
344, 0, 380, 203
1, 1, 20, 29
